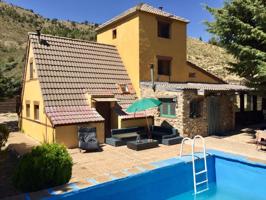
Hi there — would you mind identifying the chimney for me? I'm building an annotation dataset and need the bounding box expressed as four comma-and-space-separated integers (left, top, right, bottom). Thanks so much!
158, 6, 163, 10
36, 28, 42, 44
150, 64, 155, 91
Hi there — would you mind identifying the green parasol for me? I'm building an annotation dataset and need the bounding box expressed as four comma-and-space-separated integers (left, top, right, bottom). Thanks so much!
126, 98, 161, 113
126, 98, 161, 139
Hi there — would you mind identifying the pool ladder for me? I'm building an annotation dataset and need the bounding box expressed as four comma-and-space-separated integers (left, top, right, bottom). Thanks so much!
179, 135, 209, 195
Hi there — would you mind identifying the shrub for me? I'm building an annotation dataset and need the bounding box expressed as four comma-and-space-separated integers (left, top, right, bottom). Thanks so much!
0, 124, 9, 148
13, 143, 73, 192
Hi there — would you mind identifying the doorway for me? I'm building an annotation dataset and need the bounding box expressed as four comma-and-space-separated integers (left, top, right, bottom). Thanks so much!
95, 102, 111, 138
207, 96, 221, 135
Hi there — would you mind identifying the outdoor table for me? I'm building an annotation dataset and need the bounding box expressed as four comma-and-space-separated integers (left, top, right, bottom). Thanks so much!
127, 139, 158, 151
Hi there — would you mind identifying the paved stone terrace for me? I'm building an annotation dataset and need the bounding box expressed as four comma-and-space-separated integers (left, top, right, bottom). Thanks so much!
4, 130, 266, 199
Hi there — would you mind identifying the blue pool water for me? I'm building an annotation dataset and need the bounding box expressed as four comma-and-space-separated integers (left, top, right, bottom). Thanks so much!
169, 182, 264, 200
47, 150, 266, 200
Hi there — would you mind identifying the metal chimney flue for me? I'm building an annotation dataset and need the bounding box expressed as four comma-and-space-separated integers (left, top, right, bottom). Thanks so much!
36, 28, 42, 44
158, 6, 163, 10
150, 64, 155, 91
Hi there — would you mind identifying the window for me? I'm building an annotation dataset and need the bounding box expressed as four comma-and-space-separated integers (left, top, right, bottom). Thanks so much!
158, 58, 171, 76
189, 99, 202, 118
30, 61, 33, 79
118, 84, 131, 94
189, 72, 196, 78
34, 104, 39, 120
159, 98, 176, 118
158, 20, 170, 38
26, 103, 30, 118
121, 84, 129, 94
112, 29, 117, 39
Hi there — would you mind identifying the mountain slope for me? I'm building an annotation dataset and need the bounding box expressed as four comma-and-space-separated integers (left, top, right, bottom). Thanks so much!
187, 38, 243, 84
0, 1, 97, 96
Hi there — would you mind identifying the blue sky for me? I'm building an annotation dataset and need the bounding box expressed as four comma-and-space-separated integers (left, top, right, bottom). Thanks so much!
5, 0, 224, 41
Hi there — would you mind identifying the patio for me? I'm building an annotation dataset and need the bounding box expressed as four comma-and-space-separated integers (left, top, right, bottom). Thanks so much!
3, 128, 266, 199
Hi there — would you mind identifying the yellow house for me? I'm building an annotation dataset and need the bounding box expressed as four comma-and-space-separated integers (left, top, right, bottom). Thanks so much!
96, 3, 249, 137
96, 3, 224, 97
20, 32, 152, 148
20, 3, 250, 146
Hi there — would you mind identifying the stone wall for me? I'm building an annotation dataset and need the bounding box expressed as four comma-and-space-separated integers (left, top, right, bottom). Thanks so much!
182, 90, 208, 137
141, 84, 236, 137
216, 95, 235, 133
141, 86, 184, 135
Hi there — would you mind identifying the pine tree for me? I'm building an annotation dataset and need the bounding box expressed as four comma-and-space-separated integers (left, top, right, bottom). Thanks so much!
205, 0, 266, 92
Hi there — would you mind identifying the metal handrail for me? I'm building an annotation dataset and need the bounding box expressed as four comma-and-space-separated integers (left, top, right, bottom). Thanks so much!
179, 137, 193, 158
179, 135, 209, 195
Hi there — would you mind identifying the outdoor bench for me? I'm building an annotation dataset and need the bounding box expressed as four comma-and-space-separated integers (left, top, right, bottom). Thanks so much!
106, 127, 145, 147
150, 125, 183, 145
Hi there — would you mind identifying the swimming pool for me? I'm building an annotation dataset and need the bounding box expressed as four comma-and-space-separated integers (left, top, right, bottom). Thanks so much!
47, 150, 266, 200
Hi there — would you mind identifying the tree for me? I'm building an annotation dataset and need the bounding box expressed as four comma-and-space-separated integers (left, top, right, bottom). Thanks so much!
205, 0, 266, 92
208, 36, 220, 46
0, 69, 20, 98
71, 21, 76, 27
83, 20, 88, 25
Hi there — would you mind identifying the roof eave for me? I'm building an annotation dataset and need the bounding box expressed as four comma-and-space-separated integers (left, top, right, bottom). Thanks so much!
53, 119, 105, 127
96, 8, 189, 33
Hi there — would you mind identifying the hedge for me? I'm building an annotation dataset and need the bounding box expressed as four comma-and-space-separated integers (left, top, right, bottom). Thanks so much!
13, 143, 73, 192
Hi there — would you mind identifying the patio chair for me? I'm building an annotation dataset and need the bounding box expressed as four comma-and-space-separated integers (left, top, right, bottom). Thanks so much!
78, 127, 100, 152
257, 138, 266, 150
256, 130, 266, 150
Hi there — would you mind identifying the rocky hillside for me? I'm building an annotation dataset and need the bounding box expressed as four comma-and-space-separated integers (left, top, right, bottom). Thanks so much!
187, 38, 243, 84
0, 1, 241, 97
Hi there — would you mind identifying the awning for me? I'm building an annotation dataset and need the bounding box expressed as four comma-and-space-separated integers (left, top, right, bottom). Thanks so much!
141, 82, 251, 92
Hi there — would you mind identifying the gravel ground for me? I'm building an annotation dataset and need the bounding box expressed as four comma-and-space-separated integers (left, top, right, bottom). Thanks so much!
0, 113, 20, 198
0, 113, 18, 132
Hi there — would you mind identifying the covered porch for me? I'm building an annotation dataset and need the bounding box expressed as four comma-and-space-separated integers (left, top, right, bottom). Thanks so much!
141, 82, 253, 137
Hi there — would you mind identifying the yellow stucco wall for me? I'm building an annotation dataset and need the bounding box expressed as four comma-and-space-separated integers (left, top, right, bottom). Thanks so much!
55, 122, 105, 148
118, 117, 153, 128
187, 64, 221, 83
139, 12, 188, 83
20, 43, 55, 143
97, 14, 140, 96
97, 12, 222, 98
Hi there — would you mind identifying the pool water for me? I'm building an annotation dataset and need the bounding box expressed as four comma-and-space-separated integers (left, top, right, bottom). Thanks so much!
47, 151, 266, 200
169, 182, 265, 200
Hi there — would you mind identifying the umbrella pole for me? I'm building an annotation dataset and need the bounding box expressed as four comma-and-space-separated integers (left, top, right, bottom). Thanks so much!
145, 110, 151, 139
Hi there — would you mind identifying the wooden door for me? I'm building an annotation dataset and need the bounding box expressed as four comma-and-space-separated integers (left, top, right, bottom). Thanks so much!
207, 96, 220, 135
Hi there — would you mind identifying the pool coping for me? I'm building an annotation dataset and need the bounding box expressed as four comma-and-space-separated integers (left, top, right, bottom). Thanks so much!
22, 150, 266, 200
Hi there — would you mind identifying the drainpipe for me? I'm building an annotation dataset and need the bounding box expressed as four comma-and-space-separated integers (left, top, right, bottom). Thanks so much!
150, 64, 155, 91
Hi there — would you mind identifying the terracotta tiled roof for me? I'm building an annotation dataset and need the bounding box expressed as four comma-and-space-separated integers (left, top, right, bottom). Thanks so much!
29, 33, 137, 125
96, 3, 189, 31
46, 106, 104, 125
141, 82, 250, 92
